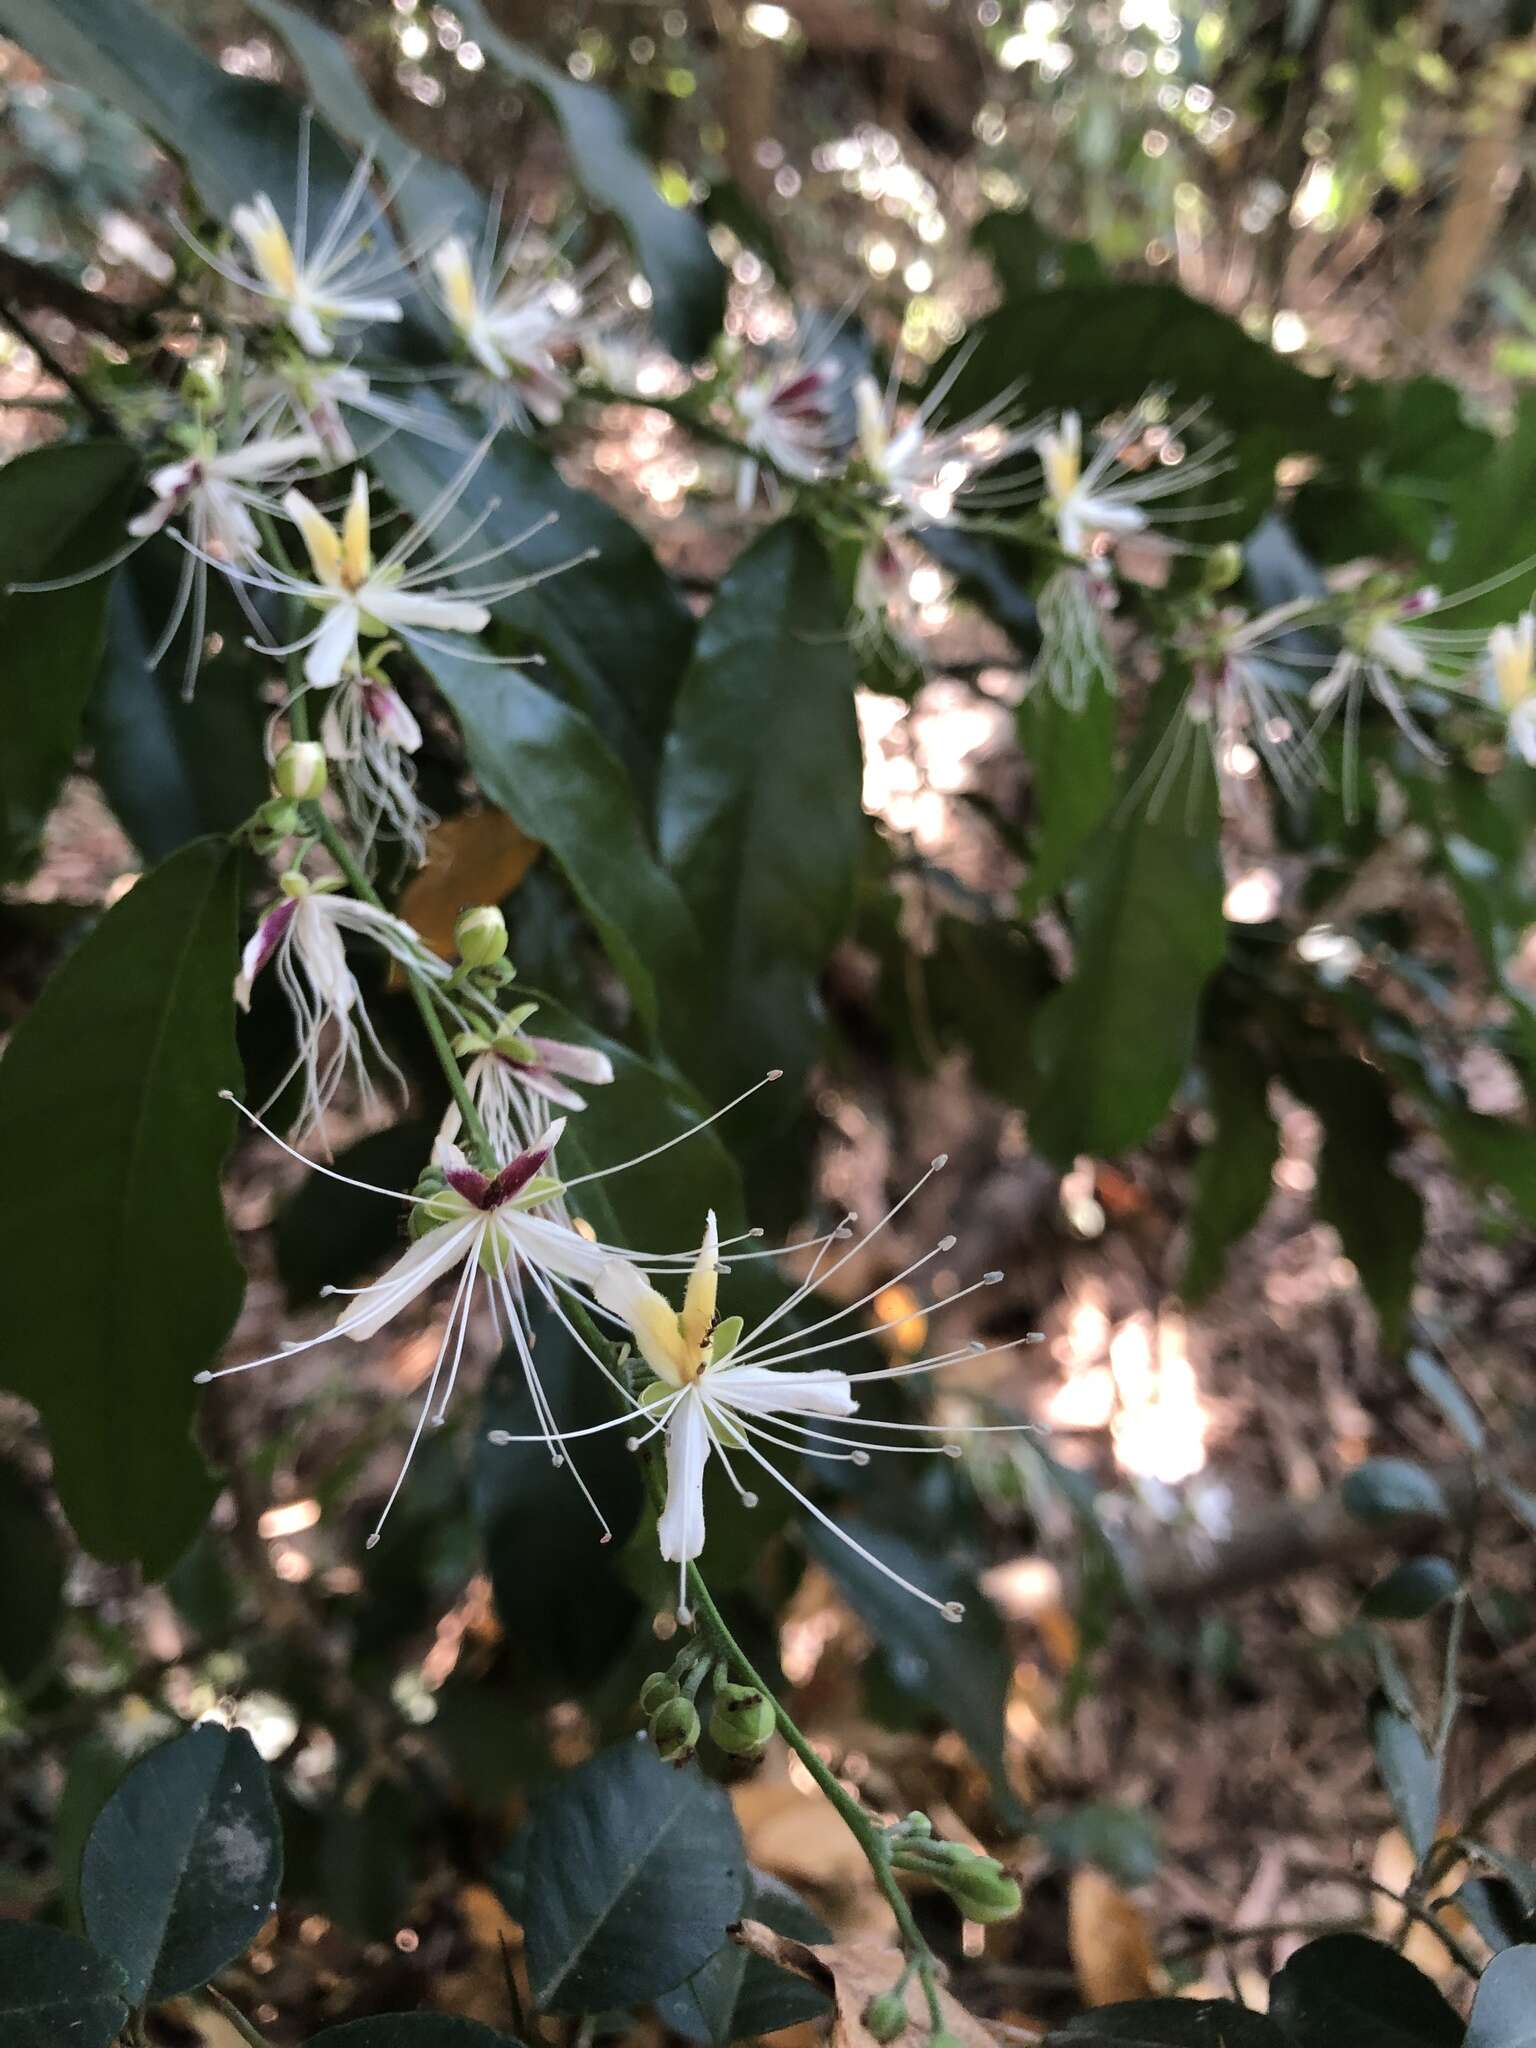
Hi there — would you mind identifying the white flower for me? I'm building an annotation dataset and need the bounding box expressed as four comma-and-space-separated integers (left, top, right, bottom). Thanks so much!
428, 229, 586, 428
1485, 612, 1536, 764
245, 360, 431, 465
1148, 596, 1324, 814
734, 353, 845, 511
182, 128, 408, 357
1033, 403, 1233, 565
128, 429, 321, 559
588, 1177, 1041, 1622
1308, 585, 1457, 782
441, 1012, 616, 1163
319, 673, 433, 862
234, 873, 451, 1136
854, 359, 1038, 523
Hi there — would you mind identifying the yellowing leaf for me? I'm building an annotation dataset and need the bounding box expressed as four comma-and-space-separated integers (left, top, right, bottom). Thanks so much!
396, 809, 542, 962
1069, 1866, 1156, 2007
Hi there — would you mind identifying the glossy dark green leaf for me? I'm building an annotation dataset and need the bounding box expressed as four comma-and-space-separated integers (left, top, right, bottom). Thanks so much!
0, 0, 362, 224
0, 1457, 66, 1689
1016, 633, 1118, 913
0, 439, 138, 885
0, 839, 241, 1574
657, 520, 861, 1134
1029, 667, 1226, 1166
473, 1300, 645, 1698
1363, 1556, 1459, 1621
874, 912, 1053, 1110
1038, 1803, 1162, 1887
308, 2023, 524, 2047
1050, 2000, 1288, 2048
974, 206, 1107, 292
1268, 1932, 1462, 2048
522, 1739, 747, 2013
0, 1921, 128, 2048
1466, 1945, 1536, 2048
81, 1723, 281, 2005
1183, 1039, 1280, 1303
1367, 1695, 1441, 1865
656, 1868, 832, 2046
274, 1119, 435, 1307
1285, 1056, 1423, 1354
1405, 1350, 1485, 1453
89, 559, 270, 863
806, 1517, 1024, 1826
451, 0, 725, 360
1342, 1460, 1449, 1526
1437, 392, 1536, 633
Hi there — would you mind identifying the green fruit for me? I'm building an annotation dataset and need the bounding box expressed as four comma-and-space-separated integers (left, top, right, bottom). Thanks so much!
639, 1671, 680, 1716
863, 1992, 910, 2041
649, 1694, 701, 1764
708, 1680, 775, 1757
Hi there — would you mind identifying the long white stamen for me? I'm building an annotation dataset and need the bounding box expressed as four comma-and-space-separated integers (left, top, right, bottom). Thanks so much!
219, 1091, 422, 1203
558, 1070, 783, 1190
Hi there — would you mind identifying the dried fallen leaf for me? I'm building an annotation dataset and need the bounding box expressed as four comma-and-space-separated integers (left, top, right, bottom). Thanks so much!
1068, 1867, 1156, 2006
395, 808, 542, 962
731, 1921, 1000, 2048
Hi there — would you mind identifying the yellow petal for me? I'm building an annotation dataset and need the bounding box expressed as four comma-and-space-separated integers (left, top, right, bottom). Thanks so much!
679, 1210, 719, 1353
594, 1258, 694, 1386
432, 236, 481, 333
233, 194, 297, 297
341, 469, 371, 587
283, 488, 342, 587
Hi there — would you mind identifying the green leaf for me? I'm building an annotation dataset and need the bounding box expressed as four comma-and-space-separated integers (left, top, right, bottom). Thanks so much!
1285, 1056, 1423, 1354
1437, 392, 1536, 633
1466, 1945, 1536, 2048
1268, 1933, 1462, 2048
1016, 628, 1118, 912
1183, 1039, 1280, 1303
472, 1301, 645, 1698
1050, 2000, 1288, 2048
655, 1868, 832, 2046
1341, 1460, 1449, 1527
308, 2024, 524, 2047
1367, 1694, 1441, 1864
806, 1517, 1025, 1827
414, 642, 697, 1044
0, 0, 362, 224
1405, 1350, 1486, 1453
1363, 1556, 1459, 1621
88, 560, 271, 864
657, 520, 862, 1131
0, 1922, 128, 2048
0, 440, 138, 885
1038, 1804, 1162, 1887
1029, 667, 1226, 1166
450, 0, 725, 361
521, 1739, 747, 2013
274, 1119, 436, 1307
81, 1723, 282, 2006
0, 1457, 66, 1689
0, 839, 242, 1574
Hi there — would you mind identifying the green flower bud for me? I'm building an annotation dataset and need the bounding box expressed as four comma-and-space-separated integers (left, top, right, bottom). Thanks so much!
649, 1694, 701, 1765
708, 1680, 775, 1758
274, 741, 328, 802
1202, 541, 1243, 592
928, 2030, 970, 2048
901, 1811, 934, 1838
183, 357, 224, 409
455, 904, 508, 969
639, 1671, 680, 1716
940, 1860, 1022, 1925
862, 1993, 910, 2042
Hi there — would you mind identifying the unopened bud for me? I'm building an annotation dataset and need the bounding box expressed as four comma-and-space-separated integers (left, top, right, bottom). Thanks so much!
1202, 541, 1243, 592
274, 741, 328, 802
649, 1695, 701, 1765
455, 903, 508, 970
940, 1859, 1022, 1925
639, 1672, 680, 1716
902, 1811, 934, 1838
709, 1680, 775, 1758
183, 357, 224, 409
863, 1993, 909, 2042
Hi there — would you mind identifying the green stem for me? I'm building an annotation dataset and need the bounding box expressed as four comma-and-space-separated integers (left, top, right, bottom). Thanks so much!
202, 1984, 274, 2048
684, 1561, 947, 2029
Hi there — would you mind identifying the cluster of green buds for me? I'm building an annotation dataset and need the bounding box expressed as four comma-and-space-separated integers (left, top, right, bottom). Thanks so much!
452, 903, 516, 995
248, 742, 329, 856
638, 1650, 777, 1768
885, 1812, 1022, 1924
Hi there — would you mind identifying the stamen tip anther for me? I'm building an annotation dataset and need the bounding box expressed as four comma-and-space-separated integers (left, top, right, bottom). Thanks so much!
943, 1443, 962, 1459
488, 1430, 511, 1445
743, 1491, 760, 1508
939, 1234, 957, 1252
942, 1600, 966, 1623
931, 1152, 949, 1170
678, 1604, 694, 1625
1026, 1330, 1045, 1343
766, 1068, 784, 1082
194, 1371, 212, 1384
365, 1532, 381, 1550
852, 1450, 871, 1467
984, 1269, 1004, 1284
218, 1089, 236, 1102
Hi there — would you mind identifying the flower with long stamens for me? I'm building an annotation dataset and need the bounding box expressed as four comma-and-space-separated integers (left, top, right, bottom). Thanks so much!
1483, 612, 1536, 765
182, 125, 409, 357
428, 226, 592, 429
235, 871, 452, 1137
1307, 584, 1460, 782
200, 1075, 787, 1545
440, 1008, 616, 1162
854, 361, 1038, 523
1033, 403, 1234, 565
317, 667, 434, 862
1031, 563, 1117, 712
586, 1170, 1041, 1622
734, 354, 845, 511
245, 358, 435, 465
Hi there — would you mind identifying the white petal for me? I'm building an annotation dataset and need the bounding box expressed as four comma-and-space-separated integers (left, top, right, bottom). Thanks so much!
289, 303, 333, 358
372, 590, 491, 634
709, 1363, 857, 1419
214, 432, 322, 481
304, 603, 361, 687
336, 1217, 482, 1342
657, 1393, 712, 1564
